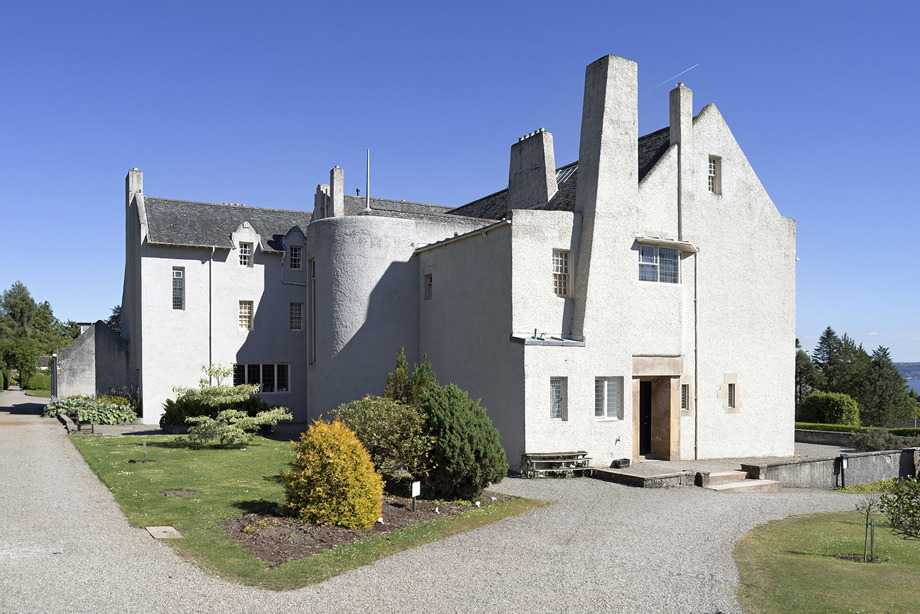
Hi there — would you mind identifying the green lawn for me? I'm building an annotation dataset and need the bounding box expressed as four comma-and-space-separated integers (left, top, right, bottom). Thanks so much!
24, 389, 51, 398
70, 434, 546, 590
735, 511, 920, 613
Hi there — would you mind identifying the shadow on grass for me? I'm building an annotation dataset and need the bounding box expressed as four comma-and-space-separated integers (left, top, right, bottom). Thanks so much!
233, 499, 280, 514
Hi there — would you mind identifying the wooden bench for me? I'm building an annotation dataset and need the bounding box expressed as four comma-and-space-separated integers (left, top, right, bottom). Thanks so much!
521, 451, 591, 478
58, 413, 94, 434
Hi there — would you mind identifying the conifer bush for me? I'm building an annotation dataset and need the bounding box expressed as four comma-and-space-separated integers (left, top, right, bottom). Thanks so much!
421, 384, 508, 500
282, 420, 383, 529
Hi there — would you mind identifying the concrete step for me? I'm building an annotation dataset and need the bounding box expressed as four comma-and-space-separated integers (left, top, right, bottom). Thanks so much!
706, 479, 780, 493
706, 470, 749, 485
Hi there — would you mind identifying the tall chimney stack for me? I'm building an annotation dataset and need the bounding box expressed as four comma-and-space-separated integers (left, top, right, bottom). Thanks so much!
508, 128, 557, 209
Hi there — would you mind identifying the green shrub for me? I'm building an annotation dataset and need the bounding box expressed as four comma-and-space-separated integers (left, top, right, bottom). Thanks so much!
185, 407, 292, 448
330, 395, 433, 479
0, 370, 5, 390
795, 422, 868, 433
161, 365, 267, 429
3, 369, 10, 389
853, 428, 914, 452
421, 384, 508, 500
41, 396, 137, 424
796, 392, 860, 426
282, 420, 383, 529
24, 371, 51, 391
890, 428, 920, 438
879, 477, 920, 539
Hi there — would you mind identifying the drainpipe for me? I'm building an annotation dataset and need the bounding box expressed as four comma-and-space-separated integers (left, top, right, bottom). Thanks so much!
694, 249, 700, 460
209, 247, 214, 380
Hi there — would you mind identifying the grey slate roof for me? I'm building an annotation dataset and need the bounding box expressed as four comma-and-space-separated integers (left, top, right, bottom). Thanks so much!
448, 126, 672, 220
343, 195, 455, 217
144, 197, 313, 251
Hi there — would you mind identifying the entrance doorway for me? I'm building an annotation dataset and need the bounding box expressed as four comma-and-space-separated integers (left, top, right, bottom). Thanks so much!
639, 380, 652, 455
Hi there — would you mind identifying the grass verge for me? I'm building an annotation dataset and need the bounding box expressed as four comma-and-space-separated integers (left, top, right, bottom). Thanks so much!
70, 434, 547, 590
734, 511, 920, 614
24, 389, 51, 397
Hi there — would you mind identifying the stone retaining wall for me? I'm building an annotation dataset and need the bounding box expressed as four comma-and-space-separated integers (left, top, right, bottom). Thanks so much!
742, 448, 920, 488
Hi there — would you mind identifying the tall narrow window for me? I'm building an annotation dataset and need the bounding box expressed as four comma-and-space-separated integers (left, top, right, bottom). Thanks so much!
550, 378, 567, 420
276, 364, 289, 392
552, 250, 569, 296
309, 259, 316, 363
290, 302, 303, 331
261, 364, 275, 393
708, 156, 721, 194
239, 300, 253, 330
595, 377, 623, 419
289, 246, 302, 270
638, 246, 679, 283
681, 384, 689, 411
728, 383, 736, 409
424, 274, 433, 300
172, 267, 185, 310
239, 242, 253, 266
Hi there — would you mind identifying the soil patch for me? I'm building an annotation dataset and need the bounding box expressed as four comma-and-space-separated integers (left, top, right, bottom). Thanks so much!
220, 493, 514, 567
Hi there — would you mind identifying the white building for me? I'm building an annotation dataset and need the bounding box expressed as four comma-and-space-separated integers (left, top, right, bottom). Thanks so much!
58, 55, 796, 468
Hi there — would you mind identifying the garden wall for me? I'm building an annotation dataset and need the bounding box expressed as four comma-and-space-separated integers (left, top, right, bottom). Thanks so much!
794, 429, 855, 447
742, 448, 920, 488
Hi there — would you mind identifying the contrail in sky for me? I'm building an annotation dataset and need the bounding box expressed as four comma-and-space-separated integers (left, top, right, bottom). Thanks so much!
647, 63, 701, 92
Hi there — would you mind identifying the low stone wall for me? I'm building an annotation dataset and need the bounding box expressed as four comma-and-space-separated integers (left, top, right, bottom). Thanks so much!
742, 448, 920, 488
794, 429, 856, 447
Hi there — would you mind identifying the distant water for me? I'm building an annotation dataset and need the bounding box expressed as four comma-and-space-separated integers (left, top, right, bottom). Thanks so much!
909, 379, 920, 392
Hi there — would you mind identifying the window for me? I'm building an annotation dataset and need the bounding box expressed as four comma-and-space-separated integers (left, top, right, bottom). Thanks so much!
552, 250, 569, 296
290, 302, 303, 331
289, 246, 302, 270
708, 156, 721, 195
239, 242, 253, 267
550, 377, 567, 420
681, 384, 689, 411
172, 267, 184, 310
728, 383, 736, 409
239, 300, 253, 330
424, 274, 432, 300
639, 246, 679, 283
595, 377, 623, 419
233, 363, 289, 393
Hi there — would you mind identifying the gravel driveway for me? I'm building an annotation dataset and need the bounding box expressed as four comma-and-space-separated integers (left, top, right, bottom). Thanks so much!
1, 389, 855, 613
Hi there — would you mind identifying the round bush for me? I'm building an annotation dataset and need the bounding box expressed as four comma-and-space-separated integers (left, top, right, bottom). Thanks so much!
282, 420, 383, 529
796, 392, 859, 426
330, 395, 433, 478
421, 384, 508, 500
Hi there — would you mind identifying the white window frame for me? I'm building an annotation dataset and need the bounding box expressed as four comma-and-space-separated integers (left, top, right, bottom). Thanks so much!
233, 363, 289, 393
639, 246, 679, 284
290, 302, 303, 331
289, 246, 302, 270
708, 156, 722, 195
239, 300, 253, 330
239, 242, 253, 267
595, 377, 623, 420
550, 377, 568, 420
172, 267, 184, 310
552, 250, 570, 297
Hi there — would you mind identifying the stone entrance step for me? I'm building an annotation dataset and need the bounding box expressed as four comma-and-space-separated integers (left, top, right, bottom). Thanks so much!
706, 470, 749, 485
705, 479, 780, 493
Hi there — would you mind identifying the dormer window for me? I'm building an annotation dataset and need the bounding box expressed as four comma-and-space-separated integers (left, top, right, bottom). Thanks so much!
239, 242, 253, 267
289, 246, 302, 270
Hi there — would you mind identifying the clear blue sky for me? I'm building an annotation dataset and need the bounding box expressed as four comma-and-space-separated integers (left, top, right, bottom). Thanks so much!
1, 1, 918, 360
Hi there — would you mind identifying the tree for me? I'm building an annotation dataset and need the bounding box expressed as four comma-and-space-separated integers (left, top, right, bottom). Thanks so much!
795, 349, 819, 407
0, 336, 39, 387
864, 346, 914, 427
0, 281, 37, 337
29, 301, 78, 355
812, 326, 840, 372
105, 305, 121, 334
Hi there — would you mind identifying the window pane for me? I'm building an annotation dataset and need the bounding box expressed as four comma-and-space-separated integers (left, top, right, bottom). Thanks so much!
261, 364, 275, 393
639, 245, 657, 263
639, 263, 658, 282
550, 379, 563, 419
606, 379, 621, 419
595, 379, 604, 417
276, 364, 289, 392
247, 364, 261, 389
659, 248, 679, 283
233, 364, 245, 386
290, 302, 303, 331
172, 268, 184, 310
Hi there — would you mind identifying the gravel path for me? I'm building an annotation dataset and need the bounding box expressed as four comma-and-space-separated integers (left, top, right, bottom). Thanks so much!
1, 389, 856, 613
